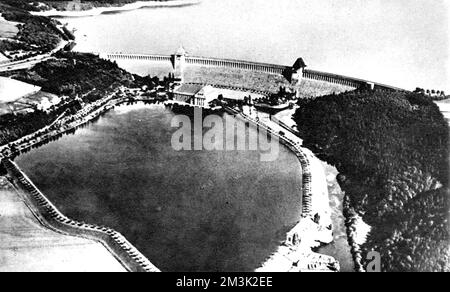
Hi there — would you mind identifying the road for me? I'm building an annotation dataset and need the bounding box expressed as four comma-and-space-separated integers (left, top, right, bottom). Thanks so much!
0, 41, 67, 72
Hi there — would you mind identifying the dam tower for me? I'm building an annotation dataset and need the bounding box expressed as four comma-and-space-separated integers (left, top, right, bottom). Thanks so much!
291, 57, 307, 84
172, 46, 187, 82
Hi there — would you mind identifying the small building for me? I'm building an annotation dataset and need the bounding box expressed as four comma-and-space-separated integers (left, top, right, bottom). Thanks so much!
192, 85, 218, 107
172, 84, 204, 104
172, 83, 266, 108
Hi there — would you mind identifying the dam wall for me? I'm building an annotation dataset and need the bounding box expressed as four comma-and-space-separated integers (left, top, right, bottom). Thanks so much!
182, 65, 292, 94
105, 53, 289, 75
103, 52, 404, 97
106, 53, 172, 63
185, 56, 289, 75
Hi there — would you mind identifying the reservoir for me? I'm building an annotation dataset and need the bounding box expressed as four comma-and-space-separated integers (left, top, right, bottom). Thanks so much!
61, 0, 449, 93
15, 104, 304, 271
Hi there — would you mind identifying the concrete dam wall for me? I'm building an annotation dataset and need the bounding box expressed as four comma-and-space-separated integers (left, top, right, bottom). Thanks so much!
103, 51, 403, 96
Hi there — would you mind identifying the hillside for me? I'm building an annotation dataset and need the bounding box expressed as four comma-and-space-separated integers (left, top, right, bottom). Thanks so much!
0, 51, 135, 146
0, 1, 64, 54
293, 90, 449, 271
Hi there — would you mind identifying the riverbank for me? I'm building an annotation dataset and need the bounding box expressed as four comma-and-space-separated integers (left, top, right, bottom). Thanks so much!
293, 90, 449, 272
0, 92, 161, 272
222, 106, 338, 272
31, 0, 201, 17
1, 87, 140, 157
342, 194, 371, 272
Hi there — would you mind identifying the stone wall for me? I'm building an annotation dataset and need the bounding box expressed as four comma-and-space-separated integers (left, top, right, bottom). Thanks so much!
1, 154, 159, 272
104, 53, 403, 97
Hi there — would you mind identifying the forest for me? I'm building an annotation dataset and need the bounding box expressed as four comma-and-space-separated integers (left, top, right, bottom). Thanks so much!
294, 89, 449, 271
1, 51, 134, 98
0, 1, 62, 53
0, 52, 135, 145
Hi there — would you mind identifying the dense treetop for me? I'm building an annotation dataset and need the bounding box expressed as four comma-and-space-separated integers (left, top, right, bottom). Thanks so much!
294, 89, 449, 271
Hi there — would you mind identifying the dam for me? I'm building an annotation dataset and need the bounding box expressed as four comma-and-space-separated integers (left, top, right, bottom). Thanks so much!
102, 47, 404, 98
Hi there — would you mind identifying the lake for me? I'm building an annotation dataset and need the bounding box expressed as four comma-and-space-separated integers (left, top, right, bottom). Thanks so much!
15, 104, 305, 271
62, 0, 449, 93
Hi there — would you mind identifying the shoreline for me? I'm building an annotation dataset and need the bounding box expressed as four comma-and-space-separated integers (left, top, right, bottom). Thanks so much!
0, 158, 159, 272
223, 106, 338, 272
31, 0, 201, 18
342, 193, 372, 272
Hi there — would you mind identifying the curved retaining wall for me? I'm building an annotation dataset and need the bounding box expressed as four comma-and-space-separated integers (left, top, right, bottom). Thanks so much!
223, 106, 313, 216
1, 158, 160, 272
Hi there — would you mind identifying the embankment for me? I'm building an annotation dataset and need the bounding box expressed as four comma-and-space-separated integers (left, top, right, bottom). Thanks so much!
223, 106, 337, 271
1, 158, 159, 272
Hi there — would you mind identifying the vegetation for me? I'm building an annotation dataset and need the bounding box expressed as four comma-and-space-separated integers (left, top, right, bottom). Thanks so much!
0, 1, 63, 53
366, 187, 449, 272
0, 51, 136, 145
41, 0, 175, 11
294, 89, 449, 271
1, 51, 134, 99
0, 100, 81, 146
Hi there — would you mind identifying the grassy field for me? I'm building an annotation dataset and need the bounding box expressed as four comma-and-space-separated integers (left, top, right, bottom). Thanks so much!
0, 14, 19, 38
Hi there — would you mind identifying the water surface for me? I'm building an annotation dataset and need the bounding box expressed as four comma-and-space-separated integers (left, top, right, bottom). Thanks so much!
62, 0, 449, 92
16, 104, 303, 271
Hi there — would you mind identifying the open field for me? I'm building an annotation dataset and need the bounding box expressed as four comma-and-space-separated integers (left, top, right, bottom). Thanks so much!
0, 77, 41, 103
0, 14, 18, 38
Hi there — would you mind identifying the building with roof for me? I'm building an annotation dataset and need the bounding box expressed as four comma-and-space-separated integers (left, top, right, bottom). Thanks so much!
172, 83, 203, 104
172, 83, 265, 108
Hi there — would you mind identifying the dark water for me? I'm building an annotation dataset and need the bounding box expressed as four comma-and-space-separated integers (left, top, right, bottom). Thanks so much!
15, 104, 303, 271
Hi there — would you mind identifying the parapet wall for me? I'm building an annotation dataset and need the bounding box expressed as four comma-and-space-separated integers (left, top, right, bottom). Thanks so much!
1, 158, 160, 272
104, 53, 289, 75
106, 53, 172, 63
104, 53, 404, 95
303, 69, 362, 88
185, 56, 289, 75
